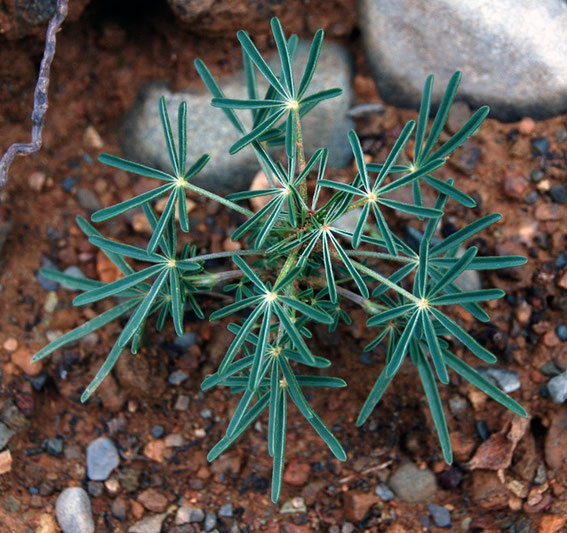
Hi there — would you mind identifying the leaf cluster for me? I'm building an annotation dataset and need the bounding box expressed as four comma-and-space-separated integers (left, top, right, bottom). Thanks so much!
33, 17, 527, 502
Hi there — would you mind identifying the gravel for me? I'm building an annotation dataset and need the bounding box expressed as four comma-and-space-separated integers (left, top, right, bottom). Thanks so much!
389, 462, 437, 502
428, 503, 451, 528
375, 483, 394, 502
476, 366, 521, 393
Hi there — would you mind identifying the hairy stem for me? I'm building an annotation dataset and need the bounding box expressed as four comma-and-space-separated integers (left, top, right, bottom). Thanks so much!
182, 249, 263, 264
185, 182, 254, 218
346, 250, 414, 263
294, 110, 308, 202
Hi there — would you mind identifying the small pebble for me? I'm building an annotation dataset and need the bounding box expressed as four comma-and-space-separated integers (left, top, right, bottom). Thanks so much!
86, 437, 120, 481
549, 185, 566, 204
31, 372, 49, 391
204, 512, 217, 532
76, 189, 102, 212
60, 266, 86, 290
128, 513, 167, 533
56, 487, 95, 533
44, 438, 64, 456
556, 253, 567, 269
389, 462, 437, 503
219, 503, 233, 517
61, 177, 78, 192
151, 425, 165, 439
375, 483, 394, 502
554, 128, 567, 144
476, 420, 490, 441
427, 503, 451, 528
524, 191, 538, 205
168, 370, 189, 385
174, 395, 190, 411
556, 324, 567, 342
200, 408, 212, 419
37, 256, 59, 291
173, 332, 197, 350
476, 366, 521, 393
0, 423, 14, 451
530, 169, 544, 182
87, 481, 103, 498
531, 137, 550, 155
3, 338, 18, 351
175, 506, 205, 524
548, 371, 567, 403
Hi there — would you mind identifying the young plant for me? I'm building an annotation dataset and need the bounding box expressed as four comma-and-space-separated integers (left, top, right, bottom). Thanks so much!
33, 18, 527, 502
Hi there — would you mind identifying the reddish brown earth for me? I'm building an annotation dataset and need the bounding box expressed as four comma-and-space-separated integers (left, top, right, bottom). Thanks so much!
1, 2, 567, 532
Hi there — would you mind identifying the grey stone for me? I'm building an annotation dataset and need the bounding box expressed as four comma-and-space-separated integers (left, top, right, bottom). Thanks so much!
219, 503, 233, 517
0, 399, 30, 432
374, 483, 394, 502
0, 422, 14, 450
175, 506, 205, 524
477, 366, 521, 393
332, 207, 364, 234
37, 256, 59, 291
121, 41, 354, 193
453, 247, 481, 292
358, 0, 567, 121
173, 332, 197, 350
128, 513, 167, 533
347, 103, 385, 119
56, 487, 95, 533
44, 437, 64, 456
60, 266, 86, 290
548, 371, 567, 403
389, 462, 437, 502
168, 370, 189, 385
428, 503, 451, 528
76, 188, 102, 212
204, 512, 217, 532
86, 437, 120, 481
448, 396, 468, 417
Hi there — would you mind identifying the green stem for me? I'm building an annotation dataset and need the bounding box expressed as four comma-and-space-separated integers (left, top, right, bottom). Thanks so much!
346, 250, 414, 263
184, 182, 254, 218
349, 258, 419, 304
182, 249, 263, 264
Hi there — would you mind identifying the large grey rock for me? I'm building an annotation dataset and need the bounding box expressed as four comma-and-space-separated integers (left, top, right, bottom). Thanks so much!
121, 41, 354, 193
358, 0, 567, 121
56, 488, 95, 533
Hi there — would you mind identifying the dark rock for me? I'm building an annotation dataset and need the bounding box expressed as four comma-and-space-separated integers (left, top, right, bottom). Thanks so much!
531, 137, 550, 156
0, 423, 14, 450
530, 169, 545, 182
61, 177, 78, 192
556, 252, 567, 269
44, 438, 64, 456
76, 189, 102, 212
172, 332, 197, 350
358, 0, 567, 121
550, 185, 566, 204
476, 420, 490, 441
87, 481, 103, 498
0, 399, 30, 432
524, 191, 538, 205
438, 467, 463, 489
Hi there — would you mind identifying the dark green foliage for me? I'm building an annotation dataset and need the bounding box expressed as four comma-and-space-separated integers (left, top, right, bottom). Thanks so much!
33, 17, 526, 503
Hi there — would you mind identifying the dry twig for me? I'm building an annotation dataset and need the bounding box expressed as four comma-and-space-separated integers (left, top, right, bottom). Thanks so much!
0, 0, 69, 190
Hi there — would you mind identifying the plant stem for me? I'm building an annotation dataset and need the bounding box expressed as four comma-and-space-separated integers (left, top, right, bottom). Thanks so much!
183, 249, 263, 264
346, 250, 414, 263
309, 278, 386, 315
185, 182, 254, 218
350, 258, 419, 304
294, 110, 308, 202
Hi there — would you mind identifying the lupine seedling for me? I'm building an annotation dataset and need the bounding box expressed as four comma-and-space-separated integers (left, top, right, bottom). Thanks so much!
33, 17, 527, 502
